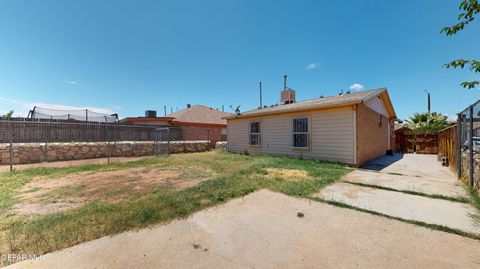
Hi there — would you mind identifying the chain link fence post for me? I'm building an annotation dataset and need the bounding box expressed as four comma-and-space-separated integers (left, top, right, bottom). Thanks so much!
9, 121, 13, 172
106, 124, 110, 165
469, 105, 474, 190
113, 125, 116, 160
457, 114, 462, 179
154, 128, 158, 157
43, 123, 48, 163
167, 127, 170, 156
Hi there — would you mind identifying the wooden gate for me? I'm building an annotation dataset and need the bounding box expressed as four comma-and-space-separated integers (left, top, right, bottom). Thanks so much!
394, 128, 438, 154
438, 125, 458, 172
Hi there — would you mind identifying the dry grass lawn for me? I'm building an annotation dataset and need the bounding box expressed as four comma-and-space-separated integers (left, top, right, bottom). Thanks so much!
265, 168, 310, 181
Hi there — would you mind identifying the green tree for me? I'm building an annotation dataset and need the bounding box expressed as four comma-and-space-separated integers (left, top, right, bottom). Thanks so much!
405, 112, 449, 132
1, 110, 14, 120
442, 0, 480, 89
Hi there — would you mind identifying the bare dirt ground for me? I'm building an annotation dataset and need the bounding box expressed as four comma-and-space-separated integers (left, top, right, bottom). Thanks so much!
8, 190, 480, 269
0, 156, 150, 173
13, 166, 215, 216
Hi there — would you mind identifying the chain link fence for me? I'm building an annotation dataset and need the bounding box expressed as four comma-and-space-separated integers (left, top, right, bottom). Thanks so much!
457, 100, 480, 191
0, 120, 216, 172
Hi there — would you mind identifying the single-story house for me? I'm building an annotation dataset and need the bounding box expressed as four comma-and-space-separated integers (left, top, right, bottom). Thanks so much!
225, 87, 396, 166
121, 105, 233, 142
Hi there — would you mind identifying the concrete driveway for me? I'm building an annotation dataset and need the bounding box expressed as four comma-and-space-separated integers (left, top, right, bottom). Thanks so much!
317, 154, 480, 236
8, 190, 480, 269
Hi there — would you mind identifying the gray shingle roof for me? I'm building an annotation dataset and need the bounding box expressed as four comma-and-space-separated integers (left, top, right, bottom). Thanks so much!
225, 88, 389, 119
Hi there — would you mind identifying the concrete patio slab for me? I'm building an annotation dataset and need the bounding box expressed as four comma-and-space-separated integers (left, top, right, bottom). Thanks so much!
317, 183, 480, 235
8, 190, 480, 269
363, 154, 457, 181
341, 170, 467, 198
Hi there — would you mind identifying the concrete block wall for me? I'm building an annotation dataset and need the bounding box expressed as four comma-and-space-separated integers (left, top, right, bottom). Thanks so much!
461, 151, 480, 191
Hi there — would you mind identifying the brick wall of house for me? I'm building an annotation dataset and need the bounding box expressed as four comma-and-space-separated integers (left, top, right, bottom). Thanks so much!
181, 126, 225, 143
356, 104, 391, 166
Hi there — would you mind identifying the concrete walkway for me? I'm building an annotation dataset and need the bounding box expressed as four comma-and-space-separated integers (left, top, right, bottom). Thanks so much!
342, 169, 467, 198
8, 190, 480, 269
317, 154, 480, 236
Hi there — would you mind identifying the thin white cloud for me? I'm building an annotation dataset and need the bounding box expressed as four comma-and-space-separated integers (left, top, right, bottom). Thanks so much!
349, 83, 364, 91
65, 80, 78, 85
305, 63, 320, 70
0, 96, 116, 117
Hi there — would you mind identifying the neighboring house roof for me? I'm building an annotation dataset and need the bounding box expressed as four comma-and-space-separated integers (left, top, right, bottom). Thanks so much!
119, 117, 173, 124
166, 105, 233, 126
225, 88, 396, 120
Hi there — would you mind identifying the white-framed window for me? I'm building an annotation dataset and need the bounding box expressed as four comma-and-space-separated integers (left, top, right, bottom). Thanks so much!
292, 117, 309, 148
249, 121, 261, 146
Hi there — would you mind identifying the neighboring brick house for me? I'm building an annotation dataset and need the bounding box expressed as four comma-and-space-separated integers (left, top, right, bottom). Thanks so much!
226, 87, 396, 166
121, 105, 232, 143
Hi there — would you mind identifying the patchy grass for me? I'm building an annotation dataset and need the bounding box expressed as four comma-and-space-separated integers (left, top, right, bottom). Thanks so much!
14, 165, 216, 216
0, 151, 347, 264
469, 190, 480, 227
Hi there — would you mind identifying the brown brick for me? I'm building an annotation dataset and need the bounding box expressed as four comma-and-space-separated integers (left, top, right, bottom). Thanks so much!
356, 104, 392, 166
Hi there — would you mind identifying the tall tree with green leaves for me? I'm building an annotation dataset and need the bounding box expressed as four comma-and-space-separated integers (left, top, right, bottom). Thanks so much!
405, 112, 449, 132
442, 0, 480, 89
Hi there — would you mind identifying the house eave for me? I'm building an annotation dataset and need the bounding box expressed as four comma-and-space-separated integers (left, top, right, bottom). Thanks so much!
224, 102, 360, 120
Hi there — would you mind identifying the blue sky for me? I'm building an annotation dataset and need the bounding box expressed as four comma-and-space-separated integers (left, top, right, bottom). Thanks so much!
0, 0, 478, 120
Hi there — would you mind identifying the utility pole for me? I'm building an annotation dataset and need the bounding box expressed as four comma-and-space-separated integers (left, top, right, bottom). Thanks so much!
424, 89, 431, 113
259, 81, 263, 108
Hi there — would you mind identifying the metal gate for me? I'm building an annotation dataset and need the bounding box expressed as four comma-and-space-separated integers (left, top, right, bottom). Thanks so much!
155, 127, 170, 156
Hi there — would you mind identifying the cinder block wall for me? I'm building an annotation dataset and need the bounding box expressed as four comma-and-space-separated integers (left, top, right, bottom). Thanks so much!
356, 104, 390, 166
461, 151, 480, 191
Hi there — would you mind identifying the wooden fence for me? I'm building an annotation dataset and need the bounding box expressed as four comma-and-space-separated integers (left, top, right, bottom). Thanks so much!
438, 125, 458, 172
394, 129, 438, 154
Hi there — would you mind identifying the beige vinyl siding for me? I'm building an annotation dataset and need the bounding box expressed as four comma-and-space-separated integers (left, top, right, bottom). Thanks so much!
227, 119, 248, 152
227, 106, 355, 164
365, 96, 388, 117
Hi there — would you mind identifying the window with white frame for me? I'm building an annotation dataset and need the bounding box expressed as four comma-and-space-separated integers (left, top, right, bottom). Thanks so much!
293, 117, 309, 148
249, 121, 261, 146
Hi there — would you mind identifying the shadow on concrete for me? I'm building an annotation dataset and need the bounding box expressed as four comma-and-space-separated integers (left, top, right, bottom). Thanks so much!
361, 153, 404, 171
